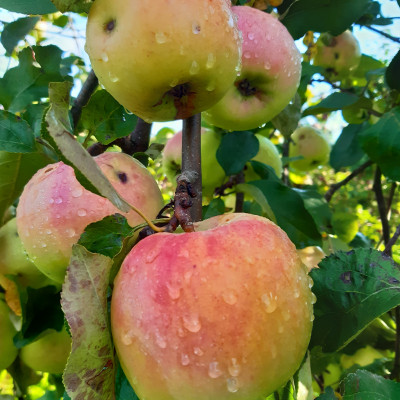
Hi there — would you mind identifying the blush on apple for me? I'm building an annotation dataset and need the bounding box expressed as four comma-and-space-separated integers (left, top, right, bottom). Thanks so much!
203, 6, 301, 131
111, 213, 314, 400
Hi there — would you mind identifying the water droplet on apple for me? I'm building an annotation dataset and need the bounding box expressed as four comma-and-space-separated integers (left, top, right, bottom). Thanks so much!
77, 209, 87, 217
155, 332, 167, 349
206, 53, 216, 69
122, 331, 133, 345
261, 292, 278, 313
189, 60, 200, 75
222, 290, 237, 305
243, 51, 251, 59
55, 197, 63, 204
46, 229, 52, 235
247, 32, 255, 41
41, 242, 47, 248
155, 32, 167, 44
310, 292, 317, 304
193, 347, 204, 356
181, 353, 190, 366
71, 187, 83, 198
206, 81, 215, 92
183, 314, 201, 333
166, 281, 181, 300
101, 52, 109, 62
308, 276, 314, 288
208, 361, 222, 378
294, 287, 300, 298
169, 78, 179, 87
65, 228, 76, 238
310, 314, 315, 321
228, 358, 241, 377
184, 270, 193, 284
264, 61, 271, 70
108, 72, 119, 83
49, 198, 55, 204
227, 377, 239, 393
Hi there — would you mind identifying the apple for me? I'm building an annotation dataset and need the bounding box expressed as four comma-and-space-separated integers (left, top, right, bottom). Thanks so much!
289, 127, 330, 172
0, 299, 18, 370
341, 104, 369, 124
20, 327, 71, 374
17, 152, 164, 284
163, 129, 226, 199
85, 0, 241, 122
203, 6, 301, 131
111, 213, 314, 400
313, 31, 361, 79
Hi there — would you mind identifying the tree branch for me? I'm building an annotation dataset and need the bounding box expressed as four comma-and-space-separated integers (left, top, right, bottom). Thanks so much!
373, 167, 391, 246
364, 25, 400, 44
324, 160, 373, 202
383, 224, 400, 258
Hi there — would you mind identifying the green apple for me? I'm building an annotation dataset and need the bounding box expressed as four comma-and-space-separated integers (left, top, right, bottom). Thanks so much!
20, 328, 71, 374
342, 105, 369, 124
203, 6, 301, 131
85, 0, 241, 122
162, 129, 226, 199
0, 299, 18, 370
340, 345, 386, 370
313, 31, 361, 79
289, 127, 330, 172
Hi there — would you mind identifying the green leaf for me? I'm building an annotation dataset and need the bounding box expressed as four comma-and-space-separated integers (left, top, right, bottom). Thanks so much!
0, 0, 57, 14
61, 245, 115, 400
0, 149, 53, 222
385, 50, 400, 91
202, 198, 225, 220
0, 111, 36, 152
330, 124, 366, 170
303, 92, 360, 117
249, 180, 322, 248
272, 94, 302, 139
315, 387, 337, 399
14, 285, 64, 347
298, 62, 324, 100
343, 370, 400, 399
281, 0, 370, 40
1, 16, 40, 54
216, 131, 259, 176
115, 361, 139, 400
50, 0, 93, 13
44, 81, 131, 213
351, 54, 386, 85
358, 107, 400, 181
310, 248, 400, 352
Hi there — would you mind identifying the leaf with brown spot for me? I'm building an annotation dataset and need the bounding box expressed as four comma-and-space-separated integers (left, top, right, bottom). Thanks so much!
61, 245, 115, 400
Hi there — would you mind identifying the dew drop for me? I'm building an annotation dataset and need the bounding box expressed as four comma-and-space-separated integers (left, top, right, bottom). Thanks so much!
77, 209, 87, 217
49, 198, 55, 204
45, 229, 52, 235
261, 292, 278, 313
122, 331, 133, 345
308, 276, 314, 289
193, 347, 204, 356
184, 270, 193, 284
206, 81, 216, 92
310, 292, 317, 304
71, 187, 83, 198
166, 281, 181, 300
65, 228, 76, 238
41, 243, 47, 248
228, 358, 241, 377
310, 314, 315, 321
183, 314, 201, 333
189, 60, 200, 75
181, 353, 190, 366
208, 361, 222, 378
155, 31, 167, 44
243, 51, 251, 59
223, 290, 238, 305
264, 61, 271, 70
169, 78, 179, 87
206, 53, 216, 69
108, 72, 119, 83
101, 52, 109, 62
155, 332, 167, 349
294, 287, 300, 298
247, 32, 255, 40
227, 377, 239, 393
55, 197, 63, 204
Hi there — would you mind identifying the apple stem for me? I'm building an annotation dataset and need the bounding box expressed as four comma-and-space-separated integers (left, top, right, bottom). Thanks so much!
235, 171, 245, 213
181, 114, 202, 222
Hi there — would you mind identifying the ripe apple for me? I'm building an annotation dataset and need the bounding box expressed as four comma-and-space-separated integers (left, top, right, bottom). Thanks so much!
17, 152, 164, 284
20, 327, 71, 374
162, 129, 226, 199
313, 31, 361, 79
0, 299, 18, 370
85, 0, 241, 122
289, 127, 330, 172
111, 213, 314, 400
203, 6, 301, 131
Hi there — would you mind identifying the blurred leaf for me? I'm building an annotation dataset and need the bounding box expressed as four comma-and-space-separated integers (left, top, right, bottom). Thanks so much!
342, 370, 400, 399
249, 180, 322, 248
61, 245, 114, 400
23, 103, 48, 137
310, 248, 400, 352
298, 62, 324, 101
332, 212, 359, 243
330, 124, 366, 170
303, 92, 360, 117
0, 148, 52, 222
281, 0, 370, 40
315, 387, 337, 399
351, 54, 386, 82
0, 0, 57, 14
0, 111, 36, 152
115, 361, 139, 400
50, 0, 93, 13
44, 81, 131, 213
14, 285, 64, 348
358, 107, 400, 181
202, 197, 225, 220
79, 214, 134, 259
385, 50, 400, 91
272, 94, 302, 138
216, 131, 259, 176
1, 16, 40, 54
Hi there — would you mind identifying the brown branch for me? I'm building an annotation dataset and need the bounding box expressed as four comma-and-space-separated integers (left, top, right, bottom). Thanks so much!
373, 167, 391, 246
383, 224, 400, 258
324, 160, 373, 202
71, 69, 98, 129
364, 25, 400, 44
234, 171, 245, 213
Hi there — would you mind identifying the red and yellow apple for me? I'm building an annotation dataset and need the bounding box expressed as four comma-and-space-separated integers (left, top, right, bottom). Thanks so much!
313, 31, 361, 79
289, 127, 330, 172
203, 6, 301, 131
16, 152, 164, 283
0, 299, 18, 370
111, 213, 314, 400
85, 0, 241, 122
20, 327, 71, 374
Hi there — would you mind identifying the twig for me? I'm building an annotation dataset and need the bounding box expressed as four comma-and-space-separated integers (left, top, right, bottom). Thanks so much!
373, 167, 391, 246
364, 25, 400, 44
71, 69, 99, 129
234, 171, 245, 213
390, 307, 400, 381
383, 224, 400, 258
324, 160, 373, 202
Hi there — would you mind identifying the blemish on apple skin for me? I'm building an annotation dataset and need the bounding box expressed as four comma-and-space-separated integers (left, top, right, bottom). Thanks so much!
118, 172, 128, 183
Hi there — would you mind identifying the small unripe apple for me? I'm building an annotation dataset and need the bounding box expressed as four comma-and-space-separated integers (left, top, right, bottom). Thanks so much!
289, 127, 330, 172
20, 327, 71, 374
17, 152, 164, 283
0, 299, 18, 370
111, 213, 314, 400
162, 129, 226, 199
85, 0, 241, 122
203, 6, 301, 131
313, 31, 361, 78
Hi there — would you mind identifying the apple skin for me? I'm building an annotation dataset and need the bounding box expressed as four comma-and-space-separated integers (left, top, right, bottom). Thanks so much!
162, 129, 226, 198
111, 213, 314, 400
17, 152, 164, 284
313, 31, 361, 78
289, 127, 330, 172
203, 6, 301, 131
0, 299, 18, 370
20, 328, 71, 374
85, 0, 241, 122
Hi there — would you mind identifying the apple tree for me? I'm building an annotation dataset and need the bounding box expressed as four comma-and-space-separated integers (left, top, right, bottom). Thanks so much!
0, 0, 400, 399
